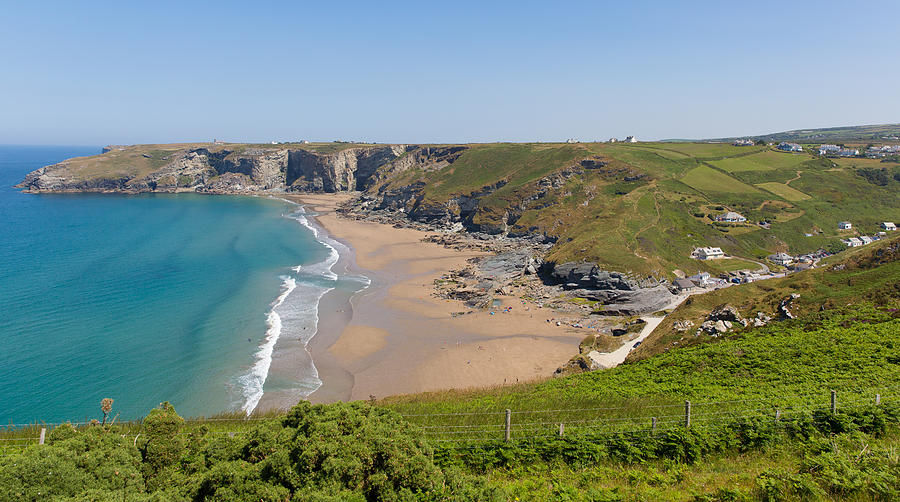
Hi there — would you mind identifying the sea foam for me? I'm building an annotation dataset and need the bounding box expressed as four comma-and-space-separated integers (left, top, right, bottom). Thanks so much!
239, 202, 357, 414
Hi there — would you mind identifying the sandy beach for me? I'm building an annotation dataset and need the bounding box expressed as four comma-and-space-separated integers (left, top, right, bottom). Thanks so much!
264, 193, 588, 405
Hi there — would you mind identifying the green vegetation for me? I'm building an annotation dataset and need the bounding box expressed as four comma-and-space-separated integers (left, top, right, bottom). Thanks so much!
755, 182, 811, 201
710, 150, 809, 172
4, 307, 900, 500
680, 166, 761, 194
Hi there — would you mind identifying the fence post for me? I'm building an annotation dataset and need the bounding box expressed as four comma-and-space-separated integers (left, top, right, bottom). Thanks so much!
39, 428, 46, 445
684, 401, 691, 429
876, 394, 881, 405
651, 417, 657, 435
775, 409, 781, 424
558, 423, 564, 437
504, 409, 511, 442
831, 390, 837, 414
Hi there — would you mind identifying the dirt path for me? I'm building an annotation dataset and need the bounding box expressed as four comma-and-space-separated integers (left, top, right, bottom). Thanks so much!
785, 170, 803, 186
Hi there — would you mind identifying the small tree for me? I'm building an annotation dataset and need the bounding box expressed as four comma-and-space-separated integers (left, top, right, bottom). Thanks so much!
101, 398, 114, 426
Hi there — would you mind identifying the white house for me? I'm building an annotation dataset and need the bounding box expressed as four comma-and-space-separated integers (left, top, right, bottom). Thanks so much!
844, 237, 863, 247
838, 221, 852, 230
733, 139, 755, 146
860, 236, 875, 245
625, 136, 638, 143
692, 247, 725, 260
566, 138, 579, 144
689, 271, 713, 286
777, 142, 803, 152
715, 211, 747, 223
608, 138, 619, 143
881, 222, 896, 231
768, 252, 794, 266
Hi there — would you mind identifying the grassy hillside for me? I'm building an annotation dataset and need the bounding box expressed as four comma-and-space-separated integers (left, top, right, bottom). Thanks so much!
376, 140, 900, 277
631, 234, 900, 361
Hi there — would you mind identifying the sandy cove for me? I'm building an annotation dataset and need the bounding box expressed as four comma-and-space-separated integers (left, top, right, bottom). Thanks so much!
277, 193, 588, 404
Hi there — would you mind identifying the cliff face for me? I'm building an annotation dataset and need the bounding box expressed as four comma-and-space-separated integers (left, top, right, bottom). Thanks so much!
17, 144, 416, 194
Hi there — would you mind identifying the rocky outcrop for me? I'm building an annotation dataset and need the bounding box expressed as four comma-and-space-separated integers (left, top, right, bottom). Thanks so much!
542, 262, 673, 315
694, 304, 773, 337
779, 293, 801, 319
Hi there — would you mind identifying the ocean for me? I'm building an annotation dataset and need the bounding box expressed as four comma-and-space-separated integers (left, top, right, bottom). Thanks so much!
0, 145, 358, 424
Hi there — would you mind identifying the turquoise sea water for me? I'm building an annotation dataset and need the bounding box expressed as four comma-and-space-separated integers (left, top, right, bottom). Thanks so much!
0, 146, 343, 423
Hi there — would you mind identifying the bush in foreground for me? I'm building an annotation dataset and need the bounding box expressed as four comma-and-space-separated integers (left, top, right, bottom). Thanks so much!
0, 401, 499, 502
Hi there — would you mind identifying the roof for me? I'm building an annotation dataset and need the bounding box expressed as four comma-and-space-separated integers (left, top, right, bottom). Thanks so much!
769, 252, 793, 260
674, 279, 695, 289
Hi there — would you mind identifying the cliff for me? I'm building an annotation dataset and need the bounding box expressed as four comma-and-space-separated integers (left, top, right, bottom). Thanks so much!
17, 143, 416, 194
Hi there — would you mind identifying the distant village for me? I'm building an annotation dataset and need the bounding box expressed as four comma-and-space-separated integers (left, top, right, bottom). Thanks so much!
731, 138, 900, 159
680, 208, 898, 292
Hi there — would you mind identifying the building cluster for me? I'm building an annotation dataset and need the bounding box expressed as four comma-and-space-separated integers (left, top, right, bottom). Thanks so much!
777, 142, 803, 152
818, 144, 859, 157
866, 145, 900, 158
840, 222, 895, 248
733, 139, 755, 146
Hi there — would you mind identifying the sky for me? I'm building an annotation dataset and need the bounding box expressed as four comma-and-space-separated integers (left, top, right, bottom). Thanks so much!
2, 0, 899, 145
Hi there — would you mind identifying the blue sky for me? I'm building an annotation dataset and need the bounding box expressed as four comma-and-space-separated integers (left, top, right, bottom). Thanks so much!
2, 0, 899, 144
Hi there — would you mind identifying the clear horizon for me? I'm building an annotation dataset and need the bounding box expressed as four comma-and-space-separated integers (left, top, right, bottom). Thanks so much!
3, 0, 899, 145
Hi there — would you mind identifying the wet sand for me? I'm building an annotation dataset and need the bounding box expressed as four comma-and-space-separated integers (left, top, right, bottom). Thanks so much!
264, 193, 586, 406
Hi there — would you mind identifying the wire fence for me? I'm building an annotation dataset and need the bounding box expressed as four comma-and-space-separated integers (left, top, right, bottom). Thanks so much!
400, 387, 899, 445
1, 387, 897, 455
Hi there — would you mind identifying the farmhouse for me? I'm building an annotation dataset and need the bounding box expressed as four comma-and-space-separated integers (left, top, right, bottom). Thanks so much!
860, 236, 875, 245
881, 222, 896, 231
608, 138, 618, 143
692, 247, 725, 260
768, 252, 794, 266
733, 139, 755, 146
838, 221, 852, 230
777, 142, 803, 152
625, 136, 638, 143
843, 237, 863, 247
715, 211, 747, 223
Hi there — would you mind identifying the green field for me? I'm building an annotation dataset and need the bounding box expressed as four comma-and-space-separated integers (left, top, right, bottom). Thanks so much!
755, 182, 811, 201
631, 142, 765, 158
680, 165, 761, 193
710, 149, 810, 172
